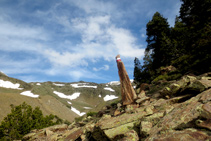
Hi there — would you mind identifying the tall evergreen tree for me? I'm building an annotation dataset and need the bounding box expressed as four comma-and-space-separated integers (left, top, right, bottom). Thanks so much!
174, 0, 211, 73
134, 57, 142, 84
146, 12, 171, 70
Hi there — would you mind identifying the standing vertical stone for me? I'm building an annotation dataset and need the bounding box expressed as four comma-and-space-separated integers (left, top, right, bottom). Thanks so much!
116, 55, 137, 105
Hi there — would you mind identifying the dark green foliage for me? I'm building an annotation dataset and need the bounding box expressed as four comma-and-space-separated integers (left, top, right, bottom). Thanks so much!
0, 102, 63, 140
87, 112, 98, 117
134, 57, 142, 84
146, 12, 171, 69
135, 0, 211, 84
75, 116, 84, 123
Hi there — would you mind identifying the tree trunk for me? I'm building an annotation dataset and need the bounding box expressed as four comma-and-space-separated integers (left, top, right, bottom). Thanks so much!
116, 55, 137, 105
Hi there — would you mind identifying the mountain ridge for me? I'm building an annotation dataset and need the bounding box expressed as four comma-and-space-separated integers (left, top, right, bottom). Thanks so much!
0, 72, 125, 122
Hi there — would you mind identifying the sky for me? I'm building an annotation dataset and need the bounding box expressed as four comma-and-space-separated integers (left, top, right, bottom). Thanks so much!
0, 0, 182, 83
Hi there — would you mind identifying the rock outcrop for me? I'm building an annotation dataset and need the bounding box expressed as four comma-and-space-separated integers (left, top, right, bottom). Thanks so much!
23, 73, 211, 141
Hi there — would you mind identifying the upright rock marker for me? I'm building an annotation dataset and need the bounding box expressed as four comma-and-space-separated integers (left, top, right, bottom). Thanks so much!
116, 55, 137, 105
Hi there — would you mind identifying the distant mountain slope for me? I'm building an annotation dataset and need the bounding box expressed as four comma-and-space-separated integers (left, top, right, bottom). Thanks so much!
0, 72, 124, 122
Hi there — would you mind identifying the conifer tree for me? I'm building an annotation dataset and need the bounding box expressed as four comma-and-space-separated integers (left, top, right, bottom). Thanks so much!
146, 12, 171, 70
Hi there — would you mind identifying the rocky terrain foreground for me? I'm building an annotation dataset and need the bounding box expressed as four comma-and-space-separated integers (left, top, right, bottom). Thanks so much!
23, 73, 211, 141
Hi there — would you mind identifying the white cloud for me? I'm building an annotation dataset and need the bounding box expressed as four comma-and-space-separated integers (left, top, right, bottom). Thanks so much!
93, 65, 109, 71
0, 22, 49, 41
42, 15, 144, 68
44, 49, 88, 67
68, 0, 115, 14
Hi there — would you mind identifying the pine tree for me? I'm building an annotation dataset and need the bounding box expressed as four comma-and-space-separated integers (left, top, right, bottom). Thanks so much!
146, 12, 171, 70
134, 57, 142, 84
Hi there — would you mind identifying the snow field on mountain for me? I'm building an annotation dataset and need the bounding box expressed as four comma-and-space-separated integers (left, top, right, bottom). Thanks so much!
84, 107, 92, 109
107, 81, 120, 85
20, 91, 39, 98
104, 87, 115, 92
71, 107, 86, 116
53, 91, 80, 100
67, 101, 72, 104
71, 83, 97, 88
103, 95, 118, 101
0, 79, 23, 90
53, 83, 65, 86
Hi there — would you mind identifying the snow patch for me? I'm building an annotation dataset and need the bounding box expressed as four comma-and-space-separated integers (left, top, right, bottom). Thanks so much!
99, 95, 102, 98
67, 101, 72, 104
36, 83, 41, 85
71, 107, 86, 116
0, 79, 23, 90
103, 95, 118, 101
107, 81, 120, 85
104, 87, 115, 92
20, 91, 39, 98
71, 83, 97, 88
53, 91, 80, 100
53, 83, 65, 86
84, 107, 92, 109
108, 80, 133, 85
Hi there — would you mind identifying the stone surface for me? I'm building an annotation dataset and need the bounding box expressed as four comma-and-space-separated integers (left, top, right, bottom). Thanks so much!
125, 104, 139, 113
104, 122, 135, 139
149, 128, 211, 141
196, 119, 211, 130
136, 96, 150, 104
138, 90, 146, 98
120, 130, 139, 141
140, 121, 153, 136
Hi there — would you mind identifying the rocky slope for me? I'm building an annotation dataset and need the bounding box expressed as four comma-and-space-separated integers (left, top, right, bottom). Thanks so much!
23, 73, 211, 140
0, 72, 122, 122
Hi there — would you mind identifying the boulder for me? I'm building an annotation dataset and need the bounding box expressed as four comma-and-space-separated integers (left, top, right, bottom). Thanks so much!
120, 130, 139, 141
65, 128, 83, 141
136, 96, 150, 104
125, 104, 139, 113
160, 75, 210, 97
196, 119, 211, 130
113, 109, 121, 116
104, 122, 136, 139
140, 121, 153, 136
150, 128, 211, 141
145, 106, 154, 115
146, 89, 211, 140
138, 90, 146, 98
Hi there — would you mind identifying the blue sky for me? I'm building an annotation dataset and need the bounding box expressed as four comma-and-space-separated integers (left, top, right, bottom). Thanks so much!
0, 0, 182, 83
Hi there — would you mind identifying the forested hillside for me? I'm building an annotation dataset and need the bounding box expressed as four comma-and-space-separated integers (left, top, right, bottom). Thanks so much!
134, 0, 211, 84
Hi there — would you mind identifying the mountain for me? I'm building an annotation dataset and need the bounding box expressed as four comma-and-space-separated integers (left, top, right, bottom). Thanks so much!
0, 71, 126, 122
23, 72, 211, 140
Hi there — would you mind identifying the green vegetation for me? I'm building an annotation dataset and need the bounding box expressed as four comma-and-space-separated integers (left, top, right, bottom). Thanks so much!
87, 111, 98, 117
0, 102, 63, 141
134, 0, 211, 85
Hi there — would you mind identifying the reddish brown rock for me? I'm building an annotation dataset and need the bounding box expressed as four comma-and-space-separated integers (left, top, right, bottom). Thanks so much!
151, 129, 211, 141
196, 119, 211, 130
65, 128, 83, 141
120, 130, 139, 141
201, 102, 211, 119
113, 109, 121, 116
